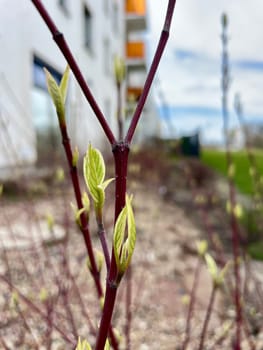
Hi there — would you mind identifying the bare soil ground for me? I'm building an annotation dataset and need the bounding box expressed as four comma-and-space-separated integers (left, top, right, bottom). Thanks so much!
0, 155, 263, 349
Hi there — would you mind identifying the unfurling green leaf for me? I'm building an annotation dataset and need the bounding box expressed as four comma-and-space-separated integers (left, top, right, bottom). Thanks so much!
196, 240, 208, 257
205, 253, 218, 282
226, 201, 243, 219
87, 249, 104, 273
10, 291, 19, 308
44, 68, 64, 122
82, 192, 90, 215
75, 337, 92, 350
228, 163, 235, 179
55, 167, 65, 182
113, 194, 136, 277
44, 65, 70, 124
114, 55, 126, 84
59, 65, 70, 103
39, 288, 48, 302
205, 253, 230, 287
104, 339, 110, 350
45, 213, 55, 231
72, 146, 80, 167
83, 144, 114, 214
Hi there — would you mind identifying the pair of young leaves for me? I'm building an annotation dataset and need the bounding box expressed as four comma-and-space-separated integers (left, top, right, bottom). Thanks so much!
76, 337, 110, 350
45, 65, 136, 276
83, 144, 136, 276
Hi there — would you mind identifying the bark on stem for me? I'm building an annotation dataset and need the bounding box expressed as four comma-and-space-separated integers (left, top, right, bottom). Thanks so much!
198, 285, 217, 350
59, 124, 119, 349
95, 142, 129, 350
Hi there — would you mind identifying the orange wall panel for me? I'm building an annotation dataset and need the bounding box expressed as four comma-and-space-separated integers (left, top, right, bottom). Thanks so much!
126, 0, 146, 15
126, 42, 145, 58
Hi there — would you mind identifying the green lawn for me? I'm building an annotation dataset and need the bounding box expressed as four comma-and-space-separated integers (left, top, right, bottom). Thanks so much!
201, 148, 263, 195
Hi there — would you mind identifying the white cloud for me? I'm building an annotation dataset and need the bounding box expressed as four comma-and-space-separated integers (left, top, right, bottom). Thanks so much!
147, 0, 263, 143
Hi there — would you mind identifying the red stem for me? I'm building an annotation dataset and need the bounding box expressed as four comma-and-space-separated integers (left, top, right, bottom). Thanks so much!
182, 257, 202, 350
0, 274, 75, 345
60, 124, 119, 348
60, 124, 103, 297
95, 142, 129, 350
125, 267, 133, 350
125, 0, 177, 143
31, 0, 116, 145
197, 284, 217, 350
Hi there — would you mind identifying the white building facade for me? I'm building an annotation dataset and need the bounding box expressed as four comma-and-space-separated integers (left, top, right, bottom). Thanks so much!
0, 0, 125, 172
0, 0, 160, 178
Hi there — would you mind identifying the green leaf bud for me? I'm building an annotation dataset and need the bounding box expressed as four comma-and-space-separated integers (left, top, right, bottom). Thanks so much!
75, 337, 92, 350
46, 213, 55, 231
83, 144, 114, 216
72, 146, 80, 167
104, 339, 110, 350
196, 240, 208, 257
55, 166, 65, 182
114, 55, 126, 84
10, 291, 19, 308
228, 163, 235, 179
113, 194, 136, 278
39, 288, 49, 302
44, 68, 65, 123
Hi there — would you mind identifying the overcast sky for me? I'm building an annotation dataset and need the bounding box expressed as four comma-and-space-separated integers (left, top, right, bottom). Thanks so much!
146, 0, 263, 144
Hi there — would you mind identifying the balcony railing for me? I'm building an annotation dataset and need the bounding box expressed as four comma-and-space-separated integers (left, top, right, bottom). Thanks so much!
127, 86, 143, 102
126, 0, 146, 15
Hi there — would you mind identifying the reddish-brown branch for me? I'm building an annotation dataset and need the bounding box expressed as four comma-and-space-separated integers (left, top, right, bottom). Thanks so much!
0, 274, 75, 345
182, 257, 202, 350
125, 0, 176, 143
60, 124, 104, 298
95, 142, 129, 350
197, 284, 217, 350
59, 124, 118, 348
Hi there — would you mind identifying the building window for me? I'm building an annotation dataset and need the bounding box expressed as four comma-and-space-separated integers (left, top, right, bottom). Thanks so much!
33, 56, 61, 91
32, 56, 62, 163
112, 3, 119, 34
84, 6, 92, 50
103, 38, 110, 75
58, 0, 69, 14
104, 0, 109, 14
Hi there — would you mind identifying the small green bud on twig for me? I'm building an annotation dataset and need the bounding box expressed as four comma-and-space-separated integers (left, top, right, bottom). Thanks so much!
114, 55, 126, 85
39, 288, 49, 302
181, 294, 190, 306
55, 167, 65, 182
113, 194, 136, 279
75, 337, 92, 350
72, 146, 79, 167
44, 65, 70, 125
196, 240, 208, 257
86, 249, 104, 273
205, 253, 230, 287
100, 296, 105, 310
104, 339, 110, 350
226, 201, 243, 219
228, 163, 235, 179
10, 291, 19, 309
46, 213, 55, 231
